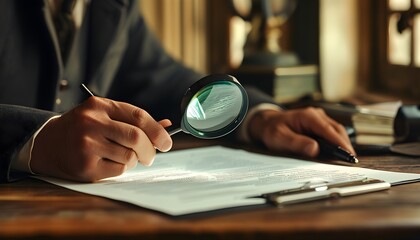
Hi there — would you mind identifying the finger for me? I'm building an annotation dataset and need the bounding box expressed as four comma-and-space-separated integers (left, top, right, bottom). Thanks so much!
321, 118, 355, 155
132, 129, 156, 166
101, 119, 144, 151
316, 109, 350, 137
127, 160, 138, 170
159, 119, 172, 128
98, 139, 138, 167
263, 125, 319, 158
302, 110, 355, 155
94, 159, 127, 180
100, 99, 172, 152
324, 118, 355, 153
95, 118, 157, 166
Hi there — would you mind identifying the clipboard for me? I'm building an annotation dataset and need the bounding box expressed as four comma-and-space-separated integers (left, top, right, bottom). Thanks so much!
257, 178, 390, 206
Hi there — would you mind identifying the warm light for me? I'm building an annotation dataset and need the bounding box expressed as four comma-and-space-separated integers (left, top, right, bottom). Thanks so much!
389, 0, 411, 10
388, 14, 411, 65
415, 14, 420, 66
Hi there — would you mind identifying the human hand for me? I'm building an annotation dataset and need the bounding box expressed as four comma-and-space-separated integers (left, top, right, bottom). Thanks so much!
31, 97, 172, 182
248, 107, 355, 158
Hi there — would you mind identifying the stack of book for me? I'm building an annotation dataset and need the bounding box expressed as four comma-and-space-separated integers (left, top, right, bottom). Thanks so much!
352, 102, 402, 146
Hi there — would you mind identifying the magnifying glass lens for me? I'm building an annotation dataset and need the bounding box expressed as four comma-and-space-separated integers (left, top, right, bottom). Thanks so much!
167, 74, 248, 139
186, 81, 243, 132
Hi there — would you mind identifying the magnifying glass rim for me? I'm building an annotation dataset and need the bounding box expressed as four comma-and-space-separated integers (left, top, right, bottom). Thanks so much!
180, 74, 249, 139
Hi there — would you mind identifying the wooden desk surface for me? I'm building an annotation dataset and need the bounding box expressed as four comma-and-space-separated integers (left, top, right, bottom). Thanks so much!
1, 134, 420, 240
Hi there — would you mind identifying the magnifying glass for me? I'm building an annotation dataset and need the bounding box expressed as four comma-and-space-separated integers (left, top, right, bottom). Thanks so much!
167, 74, 249, 139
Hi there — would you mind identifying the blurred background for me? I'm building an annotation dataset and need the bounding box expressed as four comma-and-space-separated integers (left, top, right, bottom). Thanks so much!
140, 0, 420, 104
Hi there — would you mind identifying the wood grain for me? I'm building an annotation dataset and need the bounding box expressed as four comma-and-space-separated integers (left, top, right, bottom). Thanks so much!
1, 134, 420, 239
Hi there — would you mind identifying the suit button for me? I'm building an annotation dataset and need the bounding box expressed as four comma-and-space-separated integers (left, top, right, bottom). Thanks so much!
55, 98, 62, 105
59, 79, 69, 91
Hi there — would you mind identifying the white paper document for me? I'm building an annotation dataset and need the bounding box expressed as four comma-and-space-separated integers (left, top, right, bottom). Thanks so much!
39, 146, 420, 216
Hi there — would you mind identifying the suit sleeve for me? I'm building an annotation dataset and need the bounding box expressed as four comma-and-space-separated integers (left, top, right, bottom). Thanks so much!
0, 104, 56, 182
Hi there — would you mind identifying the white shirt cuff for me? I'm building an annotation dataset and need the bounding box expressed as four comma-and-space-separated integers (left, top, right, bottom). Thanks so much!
238, 103, 283, 143
10, 116, 60, 174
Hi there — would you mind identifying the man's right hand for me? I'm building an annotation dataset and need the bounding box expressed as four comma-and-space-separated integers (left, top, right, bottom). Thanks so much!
30, 97, 173, 182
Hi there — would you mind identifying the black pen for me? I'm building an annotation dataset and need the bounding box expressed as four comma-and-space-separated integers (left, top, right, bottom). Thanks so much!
315, 137, 359, 164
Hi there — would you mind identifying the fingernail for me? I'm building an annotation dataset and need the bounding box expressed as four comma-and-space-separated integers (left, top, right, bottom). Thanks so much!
160, 139, 172, 152
127, 160, 138, 170
145, 157, 155, 166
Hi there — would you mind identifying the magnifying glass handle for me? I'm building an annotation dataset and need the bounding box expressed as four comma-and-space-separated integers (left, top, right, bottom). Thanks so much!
166, 125, 182, 136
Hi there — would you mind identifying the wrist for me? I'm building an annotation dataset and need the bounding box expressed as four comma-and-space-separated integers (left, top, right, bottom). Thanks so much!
30, 116, 60, 175
248, 109, 282, 142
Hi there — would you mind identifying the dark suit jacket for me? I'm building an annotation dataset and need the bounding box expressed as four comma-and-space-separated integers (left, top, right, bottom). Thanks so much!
0, 0, 275, 182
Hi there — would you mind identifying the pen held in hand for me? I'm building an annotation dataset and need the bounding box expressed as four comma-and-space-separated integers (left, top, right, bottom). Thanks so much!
81, 84, 95, 97
315, 137, 359, 164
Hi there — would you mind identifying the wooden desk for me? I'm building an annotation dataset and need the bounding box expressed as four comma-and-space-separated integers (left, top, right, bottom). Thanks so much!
1, 134, 420, 240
